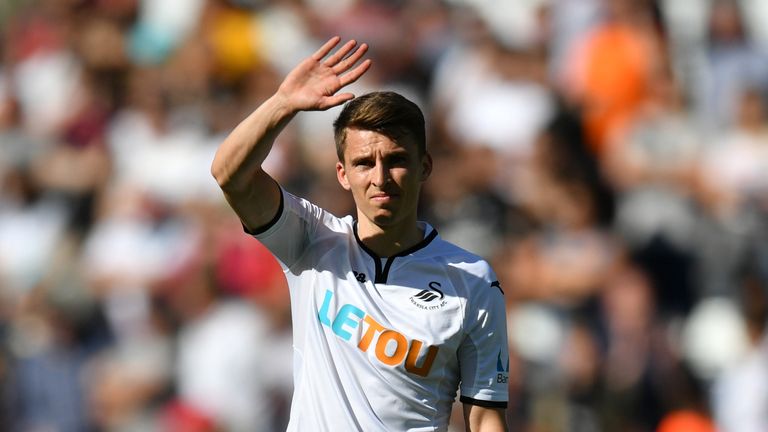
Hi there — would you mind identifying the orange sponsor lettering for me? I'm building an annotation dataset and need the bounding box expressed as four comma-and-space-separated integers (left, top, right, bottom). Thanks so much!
375, 330, 408, 366
405, 340, 439, 377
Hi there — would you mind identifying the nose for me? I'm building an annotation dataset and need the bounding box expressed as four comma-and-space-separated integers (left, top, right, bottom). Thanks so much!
371, 159, 390, 187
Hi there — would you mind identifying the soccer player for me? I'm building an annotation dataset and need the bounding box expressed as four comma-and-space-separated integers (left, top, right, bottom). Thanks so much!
211, 37, 509, 431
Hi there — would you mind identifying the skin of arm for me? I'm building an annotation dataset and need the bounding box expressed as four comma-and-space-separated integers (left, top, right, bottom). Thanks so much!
210, 37, 371, 231
463, 404, 508, 432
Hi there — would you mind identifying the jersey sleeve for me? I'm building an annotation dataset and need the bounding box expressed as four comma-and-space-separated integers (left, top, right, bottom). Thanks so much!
457, 267, 509, 408
246, 188, 323, 269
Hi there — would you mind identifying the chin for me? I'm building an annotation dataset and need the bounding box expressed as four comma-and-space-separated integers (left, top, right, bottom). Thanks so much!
369, 211, 398, 226
371, 215, 394, 226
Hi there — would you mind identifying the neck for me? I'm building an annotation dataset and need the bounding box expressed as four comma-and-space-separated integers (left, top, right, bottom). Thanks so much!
356, 216, 424, 258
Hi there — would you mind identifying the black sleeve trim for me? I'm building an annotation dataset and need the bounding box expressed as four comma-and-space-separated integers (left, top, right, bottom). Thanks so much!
459, 396, 508, 409
242, 187, 284, 236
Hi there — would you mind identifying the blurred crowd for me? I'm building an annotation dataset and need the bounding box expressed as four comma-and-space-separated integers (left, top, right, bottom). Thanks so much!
1, 0, 768, 431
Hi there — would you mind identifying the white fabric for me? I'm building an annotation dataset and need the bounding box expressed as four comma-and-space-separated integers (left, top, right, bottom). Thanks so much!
253, 190, 509, 431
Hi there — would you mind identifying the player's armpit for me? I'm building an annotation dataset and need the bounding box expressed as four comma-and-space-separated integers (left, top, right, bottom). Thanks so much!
462, 403, 507, 432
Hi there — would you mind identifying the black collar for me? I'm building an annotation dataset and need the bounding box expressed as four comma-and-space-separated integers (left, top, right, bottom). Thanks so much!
353, 222, 438, 284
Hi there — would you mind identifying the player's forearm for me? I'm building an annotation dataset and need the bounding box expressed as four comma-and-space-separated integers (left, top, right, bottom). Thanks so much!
211, 92, 296, 192
463, 405, 508, 432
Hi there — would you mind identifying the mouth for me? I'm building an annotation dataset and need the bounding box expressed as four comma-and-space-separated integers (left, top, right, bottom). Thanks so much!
370, 192, 398, 203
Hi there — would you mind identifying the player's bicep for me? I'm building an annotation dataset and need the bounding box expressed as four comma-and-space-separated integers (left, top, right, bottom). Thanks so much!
458, 278, 509, 407
222, 170, 282, 234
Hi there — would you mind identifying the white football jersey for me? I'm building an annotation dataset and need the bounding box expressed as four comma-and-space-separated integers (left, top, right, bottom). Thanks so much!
250, 189, 509, 431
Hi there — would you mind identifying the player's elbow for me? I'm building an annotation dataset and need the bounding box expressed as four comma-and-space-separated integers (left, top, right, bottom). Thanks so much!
210, 162, 225, 188
210, 156, 234, 190
211, 159, 258, 199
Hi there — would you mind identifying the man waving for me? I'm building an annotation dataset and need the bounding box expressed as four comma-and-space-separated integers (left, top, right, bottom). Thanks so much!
212, 37, 509, 431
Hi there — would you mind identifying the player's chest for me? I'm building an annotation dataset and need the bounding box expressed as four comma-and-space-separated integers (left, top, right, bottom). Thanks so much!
309, 252, 465, 363
317, 249, 460, 317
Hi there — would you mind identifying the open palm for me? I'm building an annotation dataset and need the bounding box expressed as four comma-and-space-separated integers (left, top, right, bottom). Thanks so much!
278, 37, 371, 111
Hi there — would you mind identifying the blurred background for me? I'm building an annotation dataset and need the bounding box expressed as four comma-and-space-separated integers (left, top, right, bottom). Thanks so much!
1, 0, 768, 431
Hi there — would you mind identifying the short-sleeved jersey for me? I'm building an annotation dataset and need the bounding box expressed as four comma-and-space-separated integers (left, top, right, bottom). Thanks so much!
251, 189, 509, 431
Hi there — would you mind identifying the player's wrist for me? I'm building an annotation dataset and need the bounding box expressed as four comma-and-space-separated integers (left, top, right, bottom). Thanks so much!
267, 91, 301, 119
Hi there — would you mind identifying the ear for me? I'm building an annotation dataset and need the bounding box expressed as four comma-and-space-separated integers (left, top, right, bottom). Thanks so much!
336, 161, 351, 190
420, 153, 433, 181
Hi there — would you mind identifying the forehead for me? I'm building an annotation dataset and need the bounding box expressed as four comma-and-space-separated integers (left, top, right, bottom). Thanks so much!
343, 129, 416, 158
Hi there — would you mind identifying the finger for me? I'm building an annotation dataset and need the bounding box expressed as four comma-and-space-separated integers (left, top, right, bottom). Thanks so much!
339, 59, 372, 87
323, 40, 357, 66
312, 36, 341, 61
332, 43, 368, 74
320, 92, 356, 110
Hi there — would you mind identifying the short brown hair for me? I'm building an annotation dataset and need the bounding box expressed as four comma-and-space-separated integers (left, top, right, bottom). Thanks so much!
333, 91, 426, 162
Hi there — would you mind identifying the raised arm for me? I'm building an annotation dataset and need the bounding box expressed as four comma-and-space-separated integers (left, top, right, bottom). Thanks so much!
211, 37, 371, 232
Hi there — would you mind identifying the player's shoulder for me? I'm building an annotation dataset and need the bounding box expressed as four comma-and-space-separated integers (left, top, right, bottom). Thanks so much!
283, 188, 353, 234
430, 238, 505, 314
429, 235, 496, 282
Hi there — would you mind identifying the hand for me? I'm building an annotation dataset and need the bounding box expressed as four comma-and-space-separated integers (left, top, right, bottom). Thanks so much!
277, 37, 371, 112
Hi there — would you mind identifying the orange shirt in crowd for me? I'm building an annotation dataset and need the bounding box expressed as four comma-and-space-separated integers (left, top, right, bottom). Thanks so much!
564, 22, 659, 155
657, 410, 717, 432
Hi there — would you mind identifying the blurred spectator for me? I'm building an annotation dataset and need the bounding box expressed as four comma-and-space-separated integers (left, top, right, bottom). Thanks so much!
175, 294, 275, 431
599, 260, 657, 429
0, 68, 69, 301
603, 66, 701, 196
500, 107, 616, 304
430, 13, 553, 182
500, 108, 617, 430
560, 0, 665, 154
84, 340, 172, 431
169, 234, 289, 432
693, 88, 768, 299
5, 2, 83, 138
7, 287, 93, 432
711, 261, 768, 432
426, 10, 554, 258
605, 67, 701, 314
694, 0, 768, 130
106, 66, 219, 206
699, 88, 768, 214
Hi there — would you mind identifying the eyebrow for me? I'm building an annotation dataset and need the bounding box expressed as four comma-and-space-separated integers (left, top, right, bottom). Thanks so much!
349, 153, 374, 165
348, 148, 410, 165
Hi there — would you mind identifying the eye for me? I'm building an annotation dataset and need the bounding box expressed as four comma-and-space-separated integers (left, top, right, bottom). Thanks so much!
354, 158, 374, 168
388, 154, 409, 166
